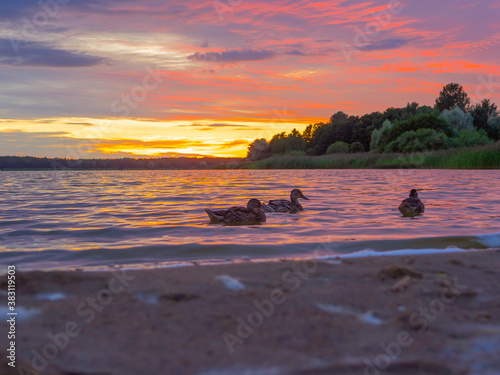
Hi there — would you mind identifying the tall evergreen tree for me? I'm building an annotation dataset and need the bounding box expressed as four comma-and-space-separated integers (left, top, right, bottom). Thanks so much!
435, 83, 471, 111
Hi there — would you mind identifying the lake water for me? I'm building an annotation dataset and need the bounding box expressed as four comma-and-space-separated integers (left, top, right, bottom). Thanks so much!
0, 169, 499, 271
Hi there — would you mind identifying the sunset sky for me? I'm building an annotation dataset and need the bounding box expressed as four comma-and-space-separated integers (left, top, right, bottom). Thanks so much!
0, 0, 499, 158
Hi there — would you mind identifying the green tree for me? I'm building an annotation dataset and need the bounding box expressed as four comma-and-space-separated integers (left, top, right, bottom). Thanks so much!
435, 83, 471, 111
303, 123, 323, 143
440, 106, 473, 133
247, 138, 270, 160
371, 119, 393, 152
447, 129, 491, 148
384, 129, 448, 153
370, 128, 381, 152
286, 128, 307, 151
382, 102, 420, 123
308, 112, 352, 155
349, 142, 364, 153
416, 105, 437, 116
352, 111, 384, 151
470, 99, 499, 139
269, 129, 306, 155
487, 112, 500, 140
308, 124, 332, 155
329, 111, 354, 144
375, 113, 452, 152
330, 111, 349, 124
326, 141, 349, 154
394, 112, 454, 139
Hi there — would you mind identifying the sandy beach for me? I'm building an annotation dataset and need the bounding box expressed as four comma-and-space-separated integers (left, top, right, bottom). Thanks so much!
2, 250, 500, 375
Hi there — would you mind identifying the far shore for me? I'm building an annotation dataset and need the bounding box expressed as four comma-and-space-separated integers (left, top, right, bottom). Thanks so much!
1, 142, 499, 171
2, 249, 500, 375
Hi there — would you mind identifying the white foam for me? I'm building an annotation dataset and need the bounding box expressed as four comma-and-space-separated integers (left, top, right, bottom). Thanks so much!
477, 232, 500, 248
133, 291, 159, 304
36, 292, 66, 301
315, 303, 383, 325
216, 275, 246, 291
321, 247, 468, 260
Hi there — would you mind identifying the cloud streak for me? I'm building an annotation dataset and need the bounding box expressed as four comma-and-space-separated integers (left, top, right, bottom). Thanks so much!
0, 38, 107, 67
359, 38, 411, 51
188, 49, 276, 63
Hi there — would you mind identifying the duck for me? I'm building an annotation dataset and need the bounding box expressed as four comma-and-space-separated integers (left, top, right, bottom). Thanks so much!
262, 189, 310, 213
399, 189, 425, 217
205, 198, 266, 225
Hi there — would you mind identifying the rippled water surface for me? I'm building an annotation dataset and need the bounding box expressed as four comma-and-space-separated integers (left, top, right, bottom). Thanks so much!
0, 169, 499, 270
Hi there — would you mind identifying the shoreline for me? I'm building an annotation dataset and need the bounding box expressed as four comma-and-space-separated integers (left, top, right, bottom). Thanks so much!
2, 167, 500, 171
0, 246, 481, 274
2, 250, 500, 374
241, 142, 500, 170
1, 142, 499, 171
2, 243, 497, 274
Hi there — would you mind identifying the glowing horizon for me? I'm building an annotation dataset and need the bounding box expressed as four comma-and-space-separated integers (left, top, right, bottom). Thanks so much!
0, 0, 499, 158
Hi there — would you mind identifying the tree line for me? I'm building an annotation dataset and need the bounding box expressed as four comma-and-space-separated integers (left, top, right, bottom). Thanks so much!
0, 156, 241, 170
247, 83, 500, 160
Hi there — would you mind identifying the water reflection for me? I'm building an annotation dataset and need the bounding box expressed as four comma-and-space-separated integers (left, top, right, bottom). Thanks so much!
0, 169, 499, 254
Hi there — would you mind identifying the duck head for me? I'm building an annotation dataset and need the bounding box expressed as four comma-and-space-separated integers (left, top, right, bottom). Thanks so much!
290, 189, 309, 203
247, 198, 263, 210
409, 189, 418, 198
247, 198, 266, 222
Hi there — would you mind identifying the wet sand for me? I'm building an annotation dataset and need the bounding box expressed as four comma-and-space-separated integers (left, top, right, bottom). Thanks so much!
2, 250, 500, 375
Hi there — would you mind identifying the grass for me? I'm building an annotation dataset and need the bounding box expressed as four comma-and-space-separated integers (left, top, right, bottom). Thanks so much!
239, 142, 500, 169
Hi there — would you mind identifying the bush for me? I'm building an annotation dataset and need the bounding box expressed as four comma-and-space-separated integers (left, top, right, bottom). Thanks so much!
440, 106, 473, 133
487, 112, 500, 140
349, 142, 364, 153
447, 129, 491, 148
395, 113, 454, 138
374, 113, 452, 153
326, 141, 349, 154
370, 120, 393, 152
370, 129, 380, 151
285, 150, 307, 156
471, 99, 498, 139
384, 128, 448, 153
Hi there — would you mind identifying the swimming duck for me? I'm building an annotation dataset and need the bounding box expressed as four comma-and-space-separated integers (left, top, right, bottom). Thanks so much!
205, 198, 266, 225
262, 189, 310, 213
399, 189, 425, 217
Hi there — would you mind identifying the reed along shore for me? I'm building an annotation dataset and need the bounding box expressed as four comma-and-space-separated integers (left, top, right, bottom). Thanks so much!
239, 142, 500, 170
